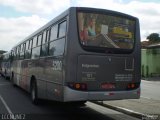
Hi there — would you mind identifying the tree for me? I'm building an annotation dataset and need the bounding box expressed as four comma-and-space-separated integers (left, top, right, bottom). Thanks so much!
147, 33, 160, 42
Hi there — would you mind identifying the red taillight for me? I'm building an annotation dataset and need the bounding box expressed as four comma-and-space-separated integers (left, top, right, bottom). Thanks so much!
127, 83, 136, 89
68, 83, 87, 90
75, 83, 81, 89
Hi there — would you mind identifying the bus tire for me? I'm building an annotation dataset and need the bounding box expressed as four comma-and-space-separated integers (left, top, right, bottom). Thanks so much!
30, 80, 39, 105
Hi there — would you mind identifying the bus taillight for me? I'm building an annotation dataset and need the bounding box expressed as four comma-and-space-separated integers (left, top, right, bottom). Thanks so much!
127, 83, 136, 89
68, 83, 87, 90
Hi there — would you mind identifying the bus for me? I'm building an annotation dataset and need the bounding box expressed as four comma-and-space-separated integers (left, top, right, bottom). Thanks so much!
0, 52, 11, 79
9, 7, 141, 105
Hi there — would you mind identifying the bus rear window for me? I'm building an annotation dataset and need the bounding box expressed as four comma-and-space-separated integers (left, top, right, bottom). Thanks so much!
78, 12, 135, 49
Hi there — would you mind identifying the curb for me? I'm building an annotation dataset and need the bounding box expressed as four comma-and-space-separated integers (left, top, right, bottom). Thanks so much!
92, 101, 144, 119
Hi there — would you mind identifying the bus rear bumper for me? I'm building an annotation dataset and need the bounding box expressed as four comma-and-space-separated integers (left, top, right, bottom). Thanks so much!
63, 86, 140, 102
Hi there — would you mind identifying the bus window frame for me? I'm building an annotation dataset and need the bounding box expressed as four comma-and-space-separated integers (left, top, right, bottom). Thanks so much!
23, 43, 26, 58
26, 40, 29, 50
40, 29, 50, 57
19, 43, 25, 59
17, 45, 21, 59
37, 34, 42, 46
31, 33, 43, 60
13, 48, 17, 60
46, 29, 50, 43
50, 24, 58, 41
58, 20, 67, 38
32, 36, 37, 48
29, 39, 33, 50
31, 46, 41, 59
24, 39, 33, 60
48, 19, 67, 57
42, 30, 47, 44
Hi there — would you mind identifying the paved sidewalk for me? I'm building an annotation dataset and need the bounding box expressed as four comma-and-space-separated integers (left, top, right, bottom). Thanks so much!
94, 79, 160, 119
101, 79, 160, 115
94, 97, 160, 119
103, 97, 160, 114
142, 77, 160, 81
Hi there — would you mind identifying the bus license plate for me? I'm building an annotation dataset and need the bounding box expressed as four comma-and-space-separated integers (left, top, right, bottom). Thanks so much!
101, 83, 115, 89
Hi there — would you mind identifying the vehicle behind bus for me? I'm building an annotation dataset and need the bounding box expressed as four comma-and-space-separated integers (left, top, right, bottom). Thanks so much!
0, 52, 11, 79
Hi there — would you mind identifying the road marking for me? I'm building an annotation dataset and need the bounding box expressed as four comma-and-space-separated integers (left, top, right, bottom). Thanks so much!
0, 95, 14, 116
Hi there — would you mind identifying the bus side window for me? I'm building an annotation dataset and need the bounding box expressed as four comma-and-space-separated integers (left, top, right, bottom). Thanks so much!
17, 45, 20, 60
42, 30, 47, 44
29, 39, 33, 49
24, 40, 29, 59
23, 43, 26, 58
26, 40, 29, 50
11, 50, 14, 61
25, 39, 32, 59
46, 29, 50, 42
31, 34, 42, 59
50, 25, 58, 41
41, 30, 49, 57
17, 47, 19, 59
32, 35, 40, 59
31, 47, 40, 59
20, 43, 25, 59
58, 21, 66, 38
14, 48, 17, 60
32, 36, 37, 48
23, 44, 25, 52
37, 34, 42, 46
49, 38, 65, 56
20, 44, 22, 59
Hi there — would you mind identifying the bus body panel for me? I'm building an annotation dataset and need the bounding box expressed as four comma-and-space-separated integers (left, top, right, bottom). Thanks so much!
12, 57, 64, 101
12, 61, 22, 86
63, 86, 140, 102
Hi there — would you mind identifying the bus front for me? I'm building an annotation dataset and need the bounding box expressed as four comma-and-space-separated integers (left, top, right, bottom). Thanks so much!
64, 7, 141, 102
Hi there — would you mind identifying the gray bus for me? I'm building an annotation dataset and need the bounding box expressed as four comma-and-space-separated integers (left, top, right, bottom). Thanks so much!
10, 7, 141, 104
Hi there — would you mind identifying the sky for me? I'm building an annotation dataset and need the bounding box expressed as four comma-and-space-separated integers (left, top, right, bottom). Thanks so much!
0, 0, 160, 51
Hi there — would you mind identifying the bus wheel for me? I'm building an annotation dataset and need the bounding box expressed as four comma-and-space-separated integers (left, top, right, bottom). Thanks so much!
31, 81, 39, 105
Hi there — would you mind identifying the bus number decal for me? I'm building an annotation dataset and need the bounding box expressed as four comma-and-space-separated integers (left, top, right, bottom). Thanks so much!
52, 61, 62, 71
82, 72, 96, 81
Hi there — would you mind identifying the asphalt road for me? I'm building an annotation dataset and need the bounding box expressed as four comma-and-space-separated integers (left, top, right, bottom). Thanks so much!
141, 80, 160, 100
0, 76, 139, 120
